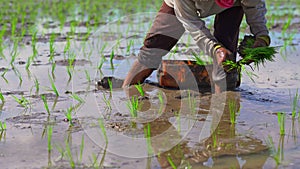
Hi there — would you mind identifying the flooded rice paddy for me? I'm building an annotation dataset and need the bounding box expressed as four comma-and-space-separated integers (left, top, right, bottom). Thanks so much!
0, 0, 300, 168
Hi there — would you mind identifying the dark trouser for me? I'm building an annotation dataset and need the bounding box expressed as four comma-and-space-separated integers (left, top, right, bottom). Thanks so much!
138, 2, 244, 89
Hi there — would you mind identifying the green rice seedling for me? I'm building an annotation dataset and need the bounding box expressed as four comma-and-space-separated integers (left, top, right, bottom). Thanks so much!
144, 123, 153, 155
64, 37, 71, 55
97, 56, 105, 70
51, 62, 56, 78
10, 41, 19, 67
134, 83, 145, 97
25, 56, 32, 70
49, 33, 56, 63
65, 139, 75, 169
70, 21, 76, 37
12, 68, 23, 87
65, 107, 74, 126
48, 73, 59, 97
55, 144, 65, 160
70, 93, 85, 104
185, 161, 192, 169
192, 51, 212, 65
167, 155, 177, 169
291, 120, 297, 144
277, 112, 286, 135
97, 119, 108, 166
33, 76, 40, 95
26, 67, 32, 81
97, 43, 108, 70
282, 14, 292, 36
126, 96, 139, 118
51, 97, 58, 111
102, 94, 111, 110
90, 153, 99, 168
20, 13, 26, 40
267, 15, 275, 30
110, 50, 115, 70
1, 69, 8, 84
158, 91, 164, 105
212, 130, 218, 148
99, 43, 107, 56
224, 45, 276, 70
98, 118, 108, 144
79, 135, 84, 163
92, 146, 108, 169
228, 100, 239, 124
186, 35, 192, 47
280, 31, 296, 61
241, 65, 258, 82
0, 91, 4, 103
84, 24, 92, 41
107, 78, 113, 94
0, 128, 6, 141
175, 112, 181, 133
0, 121, 7, 131
67, 52, 76, 80
187, 90, 196, 114
224, 61, 258, 82
84, 70, 91, 83
12, 95, 30, 109
68, 53, 76, 67
0, 102, 3, 111
11, 17, 18, 39
58, 12, 66, 31
0, 24, 7, 59
0, 44, 5, 60
290, 89, 299, 119
158, 91, 164, 114
265, 135, 283, 166
31, 30, 38, 60
41, 95, 50, 115
224, 36, 277, 71
47, 125, 53, 152
192, 51, 205, 65
172, 44, 179, 55
126, 39, 134, 55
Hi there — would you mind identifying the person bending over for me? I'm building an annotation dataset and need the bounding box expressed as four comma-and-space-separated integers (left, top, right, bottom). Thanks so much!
122, 0, 270, 93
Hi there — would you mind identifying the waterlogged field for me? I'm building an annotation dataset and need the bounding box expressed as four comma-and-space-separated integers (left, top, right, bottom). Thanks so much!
0, 0, 300, 168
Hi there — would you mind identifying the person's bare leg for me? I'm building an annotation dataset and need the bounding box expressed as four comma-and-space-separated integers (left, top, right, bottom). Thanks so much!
122, 2, 185, 88
122, 60, 153, 88
214, 84, 221, 94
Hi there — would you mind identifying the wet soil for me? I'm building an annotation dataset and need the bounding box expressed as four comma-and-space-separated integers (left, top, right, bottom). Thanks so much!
0, 5, 300, 169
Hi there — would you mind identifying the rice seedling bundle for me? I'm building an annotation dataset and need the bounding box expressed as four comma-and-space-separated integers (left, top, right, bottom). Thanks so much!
223, 35, 277, 71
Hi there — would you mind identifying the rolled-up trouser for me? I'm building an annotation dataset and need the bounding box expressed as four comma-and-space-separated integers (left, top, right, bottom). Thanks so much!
138, 2, 244, 88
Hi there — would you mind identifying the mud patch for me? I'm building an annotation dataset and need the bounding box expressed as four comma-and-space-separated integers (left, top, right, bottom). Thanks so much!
55, 59, 91, 66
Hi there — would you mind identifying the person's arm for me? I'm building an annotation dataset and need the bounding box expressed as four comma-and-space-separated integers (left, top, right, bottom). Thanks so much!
173, 0, 230, 93
241, 0, 270, 47
173, 0, 220, 57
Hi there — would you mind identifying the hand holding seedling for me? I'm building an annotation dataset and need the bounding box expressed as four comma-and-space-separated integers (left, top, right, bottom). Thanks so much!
253, 35, 270, 48
214, 46, 232, 66
223, 35, 276, 71
244, 35, 271, 65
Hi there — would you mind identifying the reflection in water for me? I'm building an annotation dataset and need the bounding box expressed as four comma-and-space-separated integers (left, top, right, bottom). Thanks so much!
137, 90, 269, 168
291, 119, 297, 144
0, 131, 6, 142
266, 135, 285, 166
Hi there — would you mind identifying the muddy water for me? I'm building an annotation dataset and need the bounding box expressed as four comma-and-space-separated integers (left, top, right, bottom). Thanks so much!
1, 13, 300, 169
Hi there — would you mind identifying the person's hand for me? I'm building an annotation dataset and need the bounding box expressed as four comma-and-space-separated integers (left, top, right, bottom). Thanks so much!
213, 45, 232, 94
253, 35, 270, 48
214, 46, 232, 65
244, 35, 271, 65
